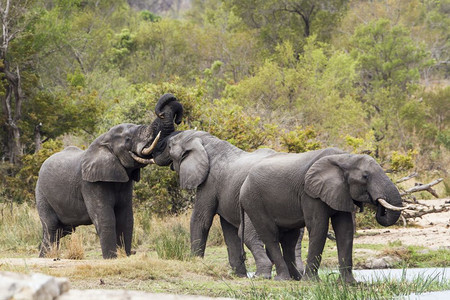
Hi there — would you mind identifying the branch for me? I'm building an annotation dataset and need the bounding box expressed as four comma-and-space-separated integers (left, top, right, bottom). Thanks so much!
400, 178, 443, 198
396, 172, 418, 183
401, 201, 450, 220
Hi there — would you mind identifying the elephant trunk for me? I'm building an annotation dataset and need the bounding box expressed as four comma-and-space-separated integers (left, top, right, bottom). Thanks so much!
370, 174, 403, 227
150, 94, 184, 162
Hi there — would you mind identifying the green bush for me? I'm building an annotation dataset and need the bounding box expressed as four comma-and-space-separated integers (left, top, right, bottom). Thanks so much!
280, 126, 321, 153
2, 140, 64, 204
390, 150, 417, 172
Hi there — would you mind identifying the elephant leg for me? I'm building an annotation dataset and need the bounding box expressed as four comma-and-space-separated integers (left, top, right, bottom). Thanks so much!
220, 216, 247, 277
37, 198, 62, 257
115, 203, 134, 256
240, 214, 273, 279
280, 228, 301, 280
295, 227, 305, 276
94, 207, 117, 259
84, 199, 117, 258
190, 188, 217, 257
303, 195, 330, 281
246, 217, 290, 280
304, 221, 328, 281
331, 211, 356, 283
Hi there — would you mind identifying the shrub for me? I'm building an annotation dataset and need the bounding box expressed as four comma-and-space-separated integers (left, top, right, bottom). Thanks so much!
280, 126, 321, 153
390, 150, 417, 172
2, 139, 63, 204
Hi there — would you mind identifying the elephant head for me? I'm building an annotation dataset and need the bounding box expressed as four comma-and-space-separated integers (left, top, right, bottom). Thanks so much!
165, 131, 209, 189
304, 154, 404, 227
81, 123, 159, 183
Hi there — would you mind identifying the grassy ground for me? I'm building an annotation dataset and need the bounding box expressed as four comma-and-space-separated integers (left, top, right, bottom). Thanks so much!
0, 202, 449, 299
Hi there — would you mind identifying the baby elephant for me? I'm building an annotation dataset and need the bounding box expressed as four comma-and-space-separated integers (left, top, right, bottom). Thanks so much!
36, 123, 159, 258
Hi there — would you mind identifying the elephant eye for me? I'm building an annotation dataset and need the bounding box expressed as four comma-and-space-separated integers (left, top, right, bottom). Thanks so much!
362, 173, 369, 180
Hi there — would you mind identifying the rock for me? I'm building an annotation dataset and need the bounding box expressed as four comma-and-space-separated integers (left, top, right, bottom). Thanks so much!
0, 271, 70, 300
365, 256, 401, 269
0, 271, 231, 300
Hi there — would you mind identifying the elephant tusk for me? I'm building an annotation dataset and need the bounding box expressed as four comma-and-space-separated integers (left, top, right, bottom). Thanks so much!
377, 198, 408, 211
141, 131, 161, 156
130, 151, 156, 165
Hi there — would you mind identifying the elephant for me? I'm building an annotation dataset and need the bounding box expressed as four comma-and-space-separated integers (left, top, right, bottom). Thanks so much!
36, 94, 183, 259
153, 129, 277, 278
239, 148, 406, 282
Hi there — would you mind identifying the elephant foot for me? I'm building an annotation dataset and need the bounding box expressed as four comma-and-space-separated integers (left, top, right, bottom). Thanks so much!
254, 271, 272, 279
338, 274, 357, 285
234, 272, 248, 278
255, 265, 273, 279
274, 273, 292, 281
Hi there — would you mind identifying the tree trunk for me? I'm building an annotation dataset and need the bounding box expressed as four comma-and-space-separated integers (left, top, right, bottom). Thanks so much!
34, 123, 42, 153
0, 0, 25, 164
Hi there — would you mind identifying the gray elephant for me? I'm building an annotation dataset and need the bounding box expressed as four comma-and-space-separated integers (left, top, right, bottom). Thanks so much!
153, 130, 276, 278
36, 94, 183, 259
239, 148, 405, 282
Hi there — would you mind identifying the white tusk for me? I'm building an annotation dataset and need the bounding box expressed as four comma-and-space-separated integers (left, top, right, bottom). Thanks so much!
130, 151, 155, 165
141, 131, 161, 156
377, 198, 408, 211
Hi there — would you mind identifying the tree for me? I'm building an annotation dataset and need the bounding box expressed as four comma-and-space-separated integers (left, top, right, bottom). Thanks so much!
0, 0, 37, 163
350, 18, 432, 154
226, 0, 348, 52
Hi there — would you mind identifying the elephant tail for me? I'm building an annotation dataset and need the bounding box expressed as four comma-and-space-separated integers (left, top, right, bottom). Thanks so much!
239, 203, 246, 262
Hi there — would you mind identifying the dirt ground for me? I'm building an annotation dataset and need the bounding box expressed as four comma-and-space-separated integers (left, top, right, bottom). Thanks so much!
355, 198, 450, 249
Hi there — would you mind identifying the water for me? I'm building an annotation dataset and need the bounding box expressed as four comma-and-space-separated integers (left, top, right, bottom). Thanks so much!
352, 267, 449, 282
352, 268, 450, 300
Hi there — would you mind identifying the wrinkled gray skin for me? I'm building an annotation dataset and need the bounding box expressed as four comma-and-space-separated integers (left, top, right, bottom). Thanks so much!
154, 130, 277, 278
36, 94, 182, 259
240, 148, 403, 282
36, 123, 160, 259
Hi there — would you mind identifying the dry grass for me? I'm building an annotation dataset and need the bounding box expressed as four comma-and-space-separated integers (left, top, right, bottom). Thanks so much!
63, 231, 85, 260
0, 203, 449, 298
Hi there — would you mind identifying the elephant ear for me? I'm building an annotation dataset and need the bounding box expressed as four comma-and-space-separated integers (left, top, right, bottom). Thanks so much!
304, 154, 354, 212
179, 137, 209, 189
81, 135, 129, 183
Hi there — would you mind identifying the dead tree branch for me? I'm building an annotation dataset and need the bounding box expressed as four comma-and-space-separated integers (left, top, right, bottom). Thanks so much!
396, 172, 418, 183
399, 178, 443, 198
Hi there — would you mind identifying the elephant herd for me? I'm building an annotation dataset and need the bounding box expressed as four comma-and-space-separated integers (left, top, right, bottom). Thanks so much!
36, 94, 406, 283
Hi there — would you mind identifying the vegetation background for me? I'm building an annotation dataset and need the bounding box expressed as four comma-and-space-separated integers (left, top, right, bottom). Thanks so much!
0, 1, 449, 298
0, 0, 449, 220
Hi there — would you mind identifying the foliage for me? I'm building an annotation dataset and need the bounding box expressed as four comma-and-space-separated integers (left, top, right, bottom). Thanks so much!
344, 131, 376, 154
3, 140, 64, 203
281, 126, 321, 153
0, 0, 447, 216
390, 150, 417, 172
195, 97, 278, 151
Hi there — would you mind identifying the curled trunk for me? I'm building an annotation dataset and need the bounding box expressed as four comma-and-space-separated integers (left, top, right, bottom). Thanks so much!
150, 94, 184, 159
370, 174, 403, 227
